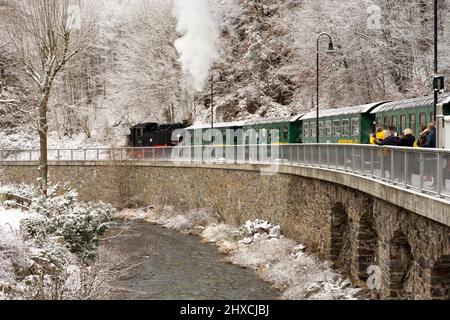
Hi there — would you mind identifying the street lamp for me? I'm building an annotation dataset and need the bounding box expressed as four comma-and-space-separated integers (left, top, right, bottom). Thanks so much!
433, 0, 438, 123
433, 0, 445, 148
210, 69, 222, 132
316, 32, 336, 143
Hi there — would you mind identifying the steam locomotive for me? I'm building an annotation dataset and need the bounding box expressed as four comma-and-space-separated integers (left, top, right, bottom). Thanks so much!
128, 121, 190, 148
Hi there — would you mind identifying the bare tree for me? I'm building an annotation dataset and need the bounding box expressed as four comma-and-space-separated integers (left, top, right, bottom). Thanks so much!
4, 0, 95, 195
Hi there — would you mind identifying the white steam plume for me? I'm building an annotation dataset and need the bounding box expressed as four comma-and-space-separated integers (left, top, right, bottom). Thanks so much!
173, 0, 220, 92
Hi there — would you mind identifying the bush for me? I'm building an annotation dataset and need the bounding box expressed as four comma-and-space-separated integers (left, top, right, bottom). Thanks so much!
20, 186, 115, 261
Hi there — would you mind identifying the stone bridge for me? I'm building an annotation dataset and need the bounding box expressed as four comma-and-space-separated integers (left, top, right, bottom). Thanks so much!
1, 158, 449, 300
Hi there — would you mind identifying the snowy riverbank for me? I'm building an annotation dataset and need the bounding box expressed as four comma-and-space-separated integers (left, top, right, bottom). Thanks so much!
0, 184, 118, 300
116, 207, 369, 300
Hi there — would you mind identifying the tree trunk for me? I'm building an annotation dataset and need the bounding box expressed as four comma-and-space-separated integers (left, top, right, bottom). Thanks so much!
38, 90, 50, 196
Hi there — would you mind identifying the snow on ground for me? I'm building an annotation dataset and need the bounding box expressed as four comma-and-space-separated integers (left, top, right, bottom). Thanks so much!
116, 207, 367, 300
0, 206, 26, 231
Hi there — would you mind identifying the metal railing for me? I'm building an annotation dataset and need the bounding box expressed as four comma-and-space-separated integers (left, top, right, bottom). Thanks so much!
1, 144, 450, 200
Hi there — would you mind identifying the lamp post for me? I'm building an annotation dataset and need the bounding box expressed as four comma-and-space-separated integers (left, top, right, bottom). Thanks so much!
433, 0, 438, 123
316, 32, 336, 143
433, 0, 445, 148
210, 69, 222, 133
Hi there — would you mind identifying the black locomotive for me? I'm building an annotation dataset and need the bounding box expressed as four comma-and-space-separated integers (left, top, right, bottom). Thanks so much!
128, 121, 190, 148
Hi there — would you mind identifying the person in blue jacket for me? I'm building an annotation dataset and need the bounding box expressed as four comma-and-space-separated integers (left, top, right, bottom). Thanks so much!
422, 123, 436, 148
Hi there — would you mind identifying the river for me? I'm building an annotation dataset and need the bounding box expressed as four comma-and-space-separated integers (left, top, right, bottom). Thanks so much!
105, 221, 280, 300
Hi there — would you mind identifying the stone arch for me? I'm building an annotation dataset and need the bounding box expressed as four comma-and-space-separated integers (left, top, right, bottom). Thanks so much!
430, 255, 450, 300
388, 230, 413, 298
356, 198, 378, 283
330, 202, 351, 274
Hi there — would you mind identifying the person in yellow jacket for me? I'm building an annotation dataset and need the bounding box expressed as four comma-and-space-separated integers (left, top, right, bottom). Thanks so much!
370, 127, 385, 144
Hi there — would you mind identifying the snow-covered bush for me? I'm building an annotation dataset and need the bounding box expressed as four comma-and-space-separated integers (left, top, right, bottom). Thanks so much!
20, 186, 115, 261
0, 227, 29, 284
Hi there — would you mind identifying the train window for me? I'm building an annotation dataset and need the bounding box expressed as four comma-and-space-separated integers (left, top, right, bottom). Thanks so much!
391, 116, 397, 128
325, 121, 332, 137
283, 127, 289, 140
419, 113, 426, 126
333, 120, 341, 137
319, 122, 324, 137
270, 129, 280, 143
351, 118, 360, 136
304, 123, 309, 137
342, 119, 350, 136
261, 129, 267, 142
430, 112, 435, 122
400, 115, 406, 131
383, 117, 389, 129
376, 118, 381, 126
409, 114, 416, 132
311, 122, 316, 137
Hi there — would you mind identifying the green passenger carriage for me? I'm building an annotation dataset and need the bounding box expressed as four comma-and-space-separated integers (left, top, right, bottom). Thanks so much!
370, 94, 450, 137
242, 115, 303, 145
300, 103, 385, 144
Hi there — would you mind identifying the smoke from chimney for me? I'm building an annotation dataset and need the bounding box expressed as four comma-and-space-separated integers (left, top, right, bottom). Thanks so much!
173, 0, 220, 92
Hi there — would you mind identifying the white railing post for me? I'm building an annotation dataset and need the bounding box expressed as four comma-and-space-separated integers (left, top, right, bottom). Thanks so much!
404, 150, 408, 188
318, 145, 321, 167
335, 145, 338, 170
361, 146, 364, 175
371, 147, 374, 178
419, 152, 424, 192
327, 145, 330, 169
344, 146, 347, 172
437, 152, 442, 197
352, 145, 355, 172
390, 149, 394, 184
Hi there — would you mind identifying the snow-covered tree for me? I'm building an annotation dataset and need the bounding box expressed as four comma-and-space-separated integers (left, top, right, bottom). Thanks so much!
3, 0, 96, 195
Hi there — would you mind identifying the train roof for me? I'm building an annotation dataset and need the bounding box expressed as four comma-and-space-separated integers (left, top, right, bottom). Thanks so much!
186, 121, 246, 130
301, 102, 386, 120
130, 123, 158, 129
243, 114, 304, 125
370, 94, 450, 114
185, 114, 304, 130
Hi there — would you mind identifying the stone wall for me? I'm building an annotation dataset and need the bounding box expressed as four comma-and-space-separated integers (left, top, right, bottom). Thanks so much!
1, 161, 449, 299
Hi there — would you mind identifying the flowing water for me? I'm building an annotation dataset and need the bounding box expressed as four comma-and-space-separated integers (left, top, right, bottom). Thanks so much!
105, 221, 280, 300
